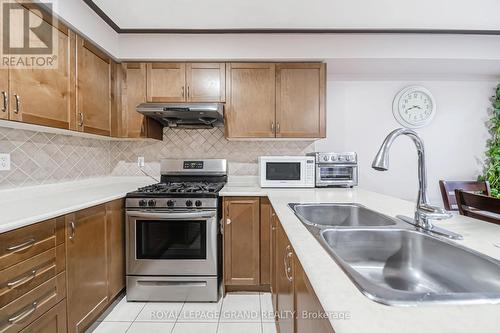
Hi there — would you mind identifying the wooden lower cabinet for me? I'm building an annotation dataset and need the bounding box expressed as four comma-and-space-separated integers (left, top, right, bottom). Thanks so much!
19, 299, 67, 333
66, 204, 109, 333
106, 199, 126, 300
295, 260, 335, 333
223, 197, 261, 287
276, 222, 294, 333
260, 198, 272, 286
0, 199, 127, 333
270, 208, 278, 312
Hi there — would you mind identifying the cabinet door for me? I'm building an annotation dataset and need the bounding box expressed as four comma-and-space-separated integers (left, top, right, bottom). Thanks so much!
20, 299, 67, 333
9, 8, 74, 129
186, 63, 225, 102
276, 221, 294, 333
0, 67, 8, 120
66, 205, 108, 333
223, 197, 260, 286
260, 197, 272, 286
147, 63, 186, 102
295, 259, 335, 333
276, 63, 326, 138
270, 208, 278, 312
225, 63, 276, 138
106, 199, 125, 300
119, 63, 163, 139
76, 37, 111, 136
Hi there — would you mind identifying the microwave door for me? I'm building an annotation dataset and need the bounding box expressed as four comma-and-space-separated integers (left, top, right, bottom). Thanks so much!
265, 162, 301, 181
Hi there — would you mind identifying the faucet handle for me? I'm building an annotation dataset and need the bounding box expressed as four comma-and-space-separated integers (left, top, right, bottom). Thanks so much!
418, 204, 453, 220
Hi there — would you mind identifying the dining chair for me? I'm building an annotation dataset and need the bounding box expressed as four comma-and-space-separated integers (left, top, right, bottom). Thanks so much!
439, 180, 491, 211
454, 189, 500, 225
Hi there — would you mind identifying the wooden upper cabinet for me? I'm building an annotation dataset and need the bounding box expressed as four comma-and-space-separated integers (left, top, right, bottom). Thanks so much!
76, 37, 112, 136
186, 63, 225, 102
66, 205, 108, 333
276, 63, 326, 138
225, 63, 276, 138
223, 197, 261, 286
147, 63, 186, 102
8, 7, 75, 129
0, 66, 8, 120
120, 63, 163, 139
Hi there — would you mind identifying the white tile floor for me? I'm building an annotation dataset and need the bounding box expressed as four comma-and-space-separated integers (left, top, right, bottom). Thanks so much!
86, 292, 277, 333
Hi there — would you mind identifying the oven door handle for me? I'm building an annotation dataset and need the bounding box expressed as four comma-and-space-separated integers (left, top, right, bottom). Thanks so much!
126, 210, 216, 220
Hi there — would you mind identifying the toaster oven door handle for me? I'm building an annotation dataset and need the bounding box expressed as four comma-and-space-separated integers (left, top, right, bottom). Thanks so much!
126, 210, 216, 220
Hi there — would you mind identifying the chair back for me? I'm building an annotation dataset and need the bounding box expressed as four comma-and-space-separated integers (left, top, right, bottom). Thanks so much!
455, 189, 500, 225
439, 180, 491, 210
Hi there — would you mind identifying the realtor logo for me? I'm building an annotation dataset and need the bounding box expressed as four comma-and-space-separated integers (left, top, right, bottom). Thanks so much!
1, 0, 58, 69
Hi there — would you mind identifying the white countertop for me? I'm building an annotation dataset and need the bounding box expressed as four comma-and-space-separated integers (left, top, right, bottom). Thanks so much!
220, 184, 500, 333
0, 177, 155, 233
2, 177, 499, 332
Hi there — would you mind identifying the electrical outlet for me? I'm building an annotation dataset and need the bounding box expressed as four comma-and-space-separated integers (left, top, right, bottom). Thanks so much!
0, 153, 11, 171
137, 156, 145, 168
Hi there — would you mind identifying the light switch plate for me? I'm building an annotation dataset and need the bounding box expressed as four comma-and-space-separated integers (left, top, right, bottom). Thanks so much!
0, 153, 11, 171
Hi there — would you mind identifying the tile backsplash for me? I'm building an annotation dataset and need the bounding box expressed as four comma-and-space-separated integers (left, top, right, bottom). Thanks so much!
0, 125, 315, 189
0, 127, 110, 189
110, 128, 316, 178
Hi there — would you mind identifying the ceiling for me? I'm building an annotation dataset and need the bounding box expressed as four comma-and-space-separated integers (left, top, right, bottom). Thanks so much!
86, 0, 500, 33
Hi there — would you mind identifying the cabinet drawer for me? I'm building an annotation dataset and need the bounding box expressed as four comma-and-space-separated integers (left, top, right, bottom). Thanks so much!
0, 220, 58, 271
0, 245, 65, 307
19, 299, 67, 333
0, 272, 65, 333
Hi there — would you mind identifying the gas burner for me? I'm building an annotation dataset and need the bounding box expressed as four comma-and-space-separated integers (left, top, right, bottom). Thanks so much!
134, 181, 225, 196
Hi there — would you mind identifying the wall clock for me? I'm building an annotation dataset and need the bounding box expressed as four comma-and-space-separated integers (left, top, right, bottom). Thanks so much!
392, 86, 436, 128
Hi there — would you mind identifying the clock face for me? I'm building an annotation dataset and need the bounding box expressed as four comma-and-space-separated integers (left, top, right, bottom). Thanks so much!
393, 86, 436, 128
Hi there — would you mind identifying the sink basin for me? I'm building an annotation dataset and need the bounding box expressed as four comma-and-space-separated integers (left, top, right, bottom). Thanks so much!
320, 229, 500, 305
289, 203, 397, 227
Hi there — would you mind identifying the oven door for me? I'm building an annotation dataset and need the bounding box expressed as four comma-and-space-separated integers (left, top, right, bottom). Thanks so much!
317, 164, 358, 186
126, 210, 218, 276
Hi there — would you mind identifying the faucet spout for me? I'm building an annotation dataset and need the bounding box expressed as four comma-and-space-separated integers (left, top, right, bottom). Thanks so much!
372, 128, 459, 239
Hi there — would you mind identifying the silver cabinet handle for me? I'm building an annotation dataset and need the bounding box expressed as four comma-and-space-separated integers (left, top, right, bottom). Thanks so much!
181, 86, 185, 98
271, 122, 275, 133
78, 112, 84, 127
1, 91, 7, 113
8, 301, 38, 323
283, 245, 293, 282
187, 86, 190, 98
69, 221, 75, 240
276, 122, 280, 134
6, 238, 35, 253
7, 270, 37, 289
13, 94, 20, 114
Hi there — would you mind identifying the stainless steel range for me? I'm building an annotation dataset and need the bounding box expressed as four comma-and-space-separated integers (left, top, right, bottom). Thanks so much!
125, 159, 227, 302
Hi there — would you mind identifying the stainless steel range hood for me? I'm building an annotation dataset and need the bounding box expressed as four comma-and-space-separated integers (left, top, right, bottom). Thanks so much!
136, 103, 224, 129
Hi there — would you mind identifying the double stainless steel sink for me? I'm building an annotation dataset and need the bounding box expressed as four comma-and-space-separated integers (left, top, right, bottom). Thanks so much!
289, 203, 500, 306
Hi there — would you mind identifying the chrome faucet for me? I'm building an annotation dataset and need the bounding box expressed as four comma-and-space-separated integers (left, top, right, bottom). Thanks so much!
372, 128, 462, 240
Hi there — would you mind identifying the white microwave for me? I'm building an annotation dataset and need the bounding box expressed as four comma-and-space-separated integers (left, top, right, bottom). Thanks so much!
259, 156, 315, 188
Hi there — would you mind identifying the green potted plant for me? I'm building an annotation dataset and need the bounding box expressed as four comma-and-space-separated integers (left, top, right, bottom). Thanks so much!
480, 83, 500, 197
